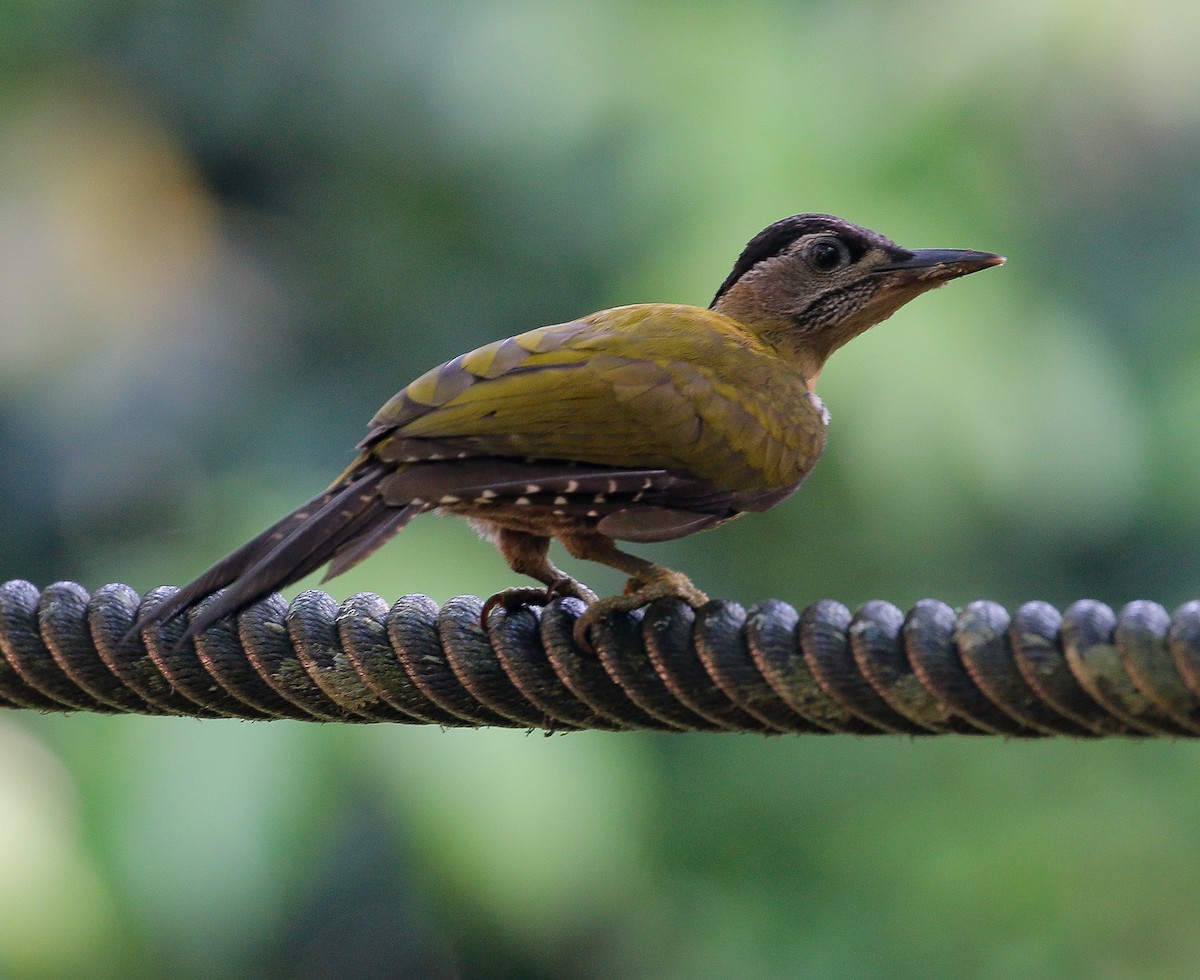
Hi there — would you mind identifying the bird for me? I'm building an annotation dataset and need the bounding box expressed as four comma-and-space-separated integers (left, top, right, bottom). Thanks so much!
134, 213, 1003, 648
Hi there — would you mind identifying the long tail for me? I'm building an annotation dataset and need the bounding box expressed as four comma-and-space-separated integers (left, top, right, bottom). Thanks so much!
132, 463, 420, 641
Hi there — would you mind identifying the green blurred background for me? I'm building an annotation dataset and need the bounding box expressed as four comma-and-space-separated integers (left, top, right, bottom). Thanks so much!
2, 0, 1200, 976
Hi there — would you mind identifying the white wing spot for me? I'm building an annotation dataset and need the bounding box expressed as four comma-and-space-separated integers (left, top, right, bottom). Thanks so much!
439, 495, 461, 505
553, 509, 565, 516
524, 484, 540, 494
606, 479, 617, 493
426, 453, 444, 461
515, 496, 531, 505
480, 489, 496, 499
456, 451, 469, 458
641, 477, 652, 489
587, 509, 599, 517
411, 497, 426, 506
566, 480, 579, 492
593, 493, 606, 503
554, 495, 568, 505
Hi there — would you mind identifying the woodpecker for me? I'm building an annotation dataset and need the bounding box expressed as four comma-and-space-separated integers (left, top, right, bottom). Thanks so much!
136, 214, 1003, 647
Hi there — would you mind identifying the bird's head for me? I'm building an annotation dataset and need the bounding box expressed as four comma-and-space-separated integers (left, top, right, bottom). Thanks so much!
711, 214, 1004, 385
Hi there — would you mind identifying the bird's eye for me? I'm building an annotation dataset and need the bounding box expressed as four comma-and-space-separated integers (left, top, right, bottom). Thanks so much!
806, 238, 851, 272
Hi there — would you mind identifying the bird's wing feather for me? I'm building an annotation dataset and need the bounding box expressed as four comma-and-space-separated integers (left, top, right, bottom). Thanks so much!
368, 305, 826, 493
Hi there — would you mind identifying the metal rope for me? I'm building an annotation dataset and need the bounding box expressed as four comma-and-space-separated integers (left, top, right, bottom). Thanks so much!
2, 578, 1199, 735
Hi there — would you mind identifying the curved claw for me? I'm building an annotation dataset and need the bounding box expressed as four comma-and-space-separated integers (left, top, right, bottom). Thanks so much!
572, 610, 600, 654
480, 576, 599, 630
480, 587, 546, 627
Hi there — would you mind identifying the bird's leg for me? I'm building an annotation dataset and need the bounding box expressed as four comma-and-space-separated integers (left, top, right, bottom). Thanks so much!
558, 530, 708, 650
480, 529, 599, 625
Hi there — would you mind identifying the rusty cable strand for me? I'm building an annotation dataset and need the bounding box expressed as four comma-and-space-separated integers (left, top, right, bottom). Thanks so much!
2, 579, 1200, 735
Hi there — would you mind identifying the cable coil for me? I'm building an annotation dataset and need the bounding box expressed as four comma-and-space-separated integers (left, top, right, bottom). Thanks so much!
2, 579, 1199, 735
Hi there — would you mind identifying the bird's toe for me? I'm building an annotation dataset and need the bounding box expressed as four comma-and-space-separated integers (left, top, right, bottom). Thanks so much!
480, 576, 598, 628
572, 572, 708, 652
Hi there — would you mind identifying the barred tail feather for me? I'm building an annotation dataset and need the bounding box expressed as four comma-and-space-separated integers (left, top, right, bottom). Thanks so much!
134, 465, 416, 640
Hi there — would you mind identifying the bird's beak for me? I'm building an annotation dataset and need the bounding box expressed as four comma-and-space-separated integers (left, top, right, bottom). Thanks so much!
877, 248, 1006, 283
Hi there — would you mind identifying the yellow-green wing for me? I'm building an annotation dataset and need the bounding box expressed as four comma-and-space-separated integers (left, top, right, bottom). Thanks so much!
368, 303, 826, 494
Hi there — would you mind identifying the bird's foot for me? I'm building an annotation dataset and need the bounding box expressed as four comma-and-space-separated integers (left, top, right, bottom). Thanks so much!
480, 576, 599, 628
572, 571, 708, 652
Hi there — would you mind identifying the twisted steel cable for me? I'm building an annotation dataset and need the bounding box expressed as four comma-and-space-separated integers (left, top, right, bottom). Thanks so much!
2, 578, 1200, 735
